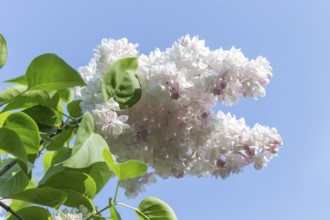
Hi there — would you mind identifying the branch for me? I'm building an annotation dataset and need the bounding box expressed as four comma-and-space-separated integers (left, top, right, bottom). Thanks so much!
0, 116, 82, 178
0, 200, 24, 220
0, 159, 17, 177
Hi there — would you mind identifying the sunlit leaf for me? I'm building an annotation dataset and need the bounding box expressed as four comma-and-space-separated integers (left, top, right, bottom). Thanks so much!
118, 160, 147, 180
0, 111, 12, 126
26, 53, 85, 90
63, 112, 108, 168
0, 127, 27, 164
3, 112, 40, 159
7, 206, 52, 220
0, 85, 26, 103
102, 57, 141, 109
41, 148, 111, 194
103, 149, 120, 178
4, 74, 27, 85
43, 152, 54, 173
2, 90, 59, 112
136, 197, 177, 220
10, 187, 67, 208
103, 149, 147, 181
110, 205, 122, 220
0, 34, 8, 69
58, 88, 74, 103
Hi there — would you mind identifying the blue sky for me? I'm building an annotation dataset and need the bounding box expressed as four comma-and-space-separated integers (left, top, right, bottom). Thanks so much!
1, 1, 330, 219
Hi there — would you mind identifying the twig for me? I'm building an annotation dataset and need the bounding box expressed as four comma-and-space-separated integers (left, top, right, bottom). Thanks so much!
0, 200, 24, 220
0, 159, 17, 177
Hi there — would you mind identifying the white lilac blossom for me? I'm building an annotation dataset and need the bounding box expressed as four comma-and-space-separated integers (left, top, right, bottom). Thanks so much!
76, 36, 282, 197
53, 205, 92, 220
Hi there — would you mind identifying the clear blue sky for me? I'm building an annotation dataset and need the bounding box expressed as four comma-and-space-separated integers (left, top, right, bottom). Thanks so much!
1, 1, 330, 219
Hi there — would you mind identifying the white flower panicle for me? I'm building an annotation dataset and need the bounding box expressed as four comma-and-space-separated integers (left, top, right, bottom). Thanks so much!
76, 36, 282, 197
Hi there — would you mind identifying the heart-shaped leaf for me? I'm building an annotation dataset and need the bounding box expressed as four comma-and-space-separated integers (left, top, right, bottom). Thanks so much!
136, 197, 177, 220
103, 149, 147, 181
118, 160, 148, 180
63, 112, 109, 168
41, 147, 111, 194
67, 100, 83, 118
102, 57, 141, 109
26, 53, 85, 91
3, 112, 40, 158
58, 88, 74, 103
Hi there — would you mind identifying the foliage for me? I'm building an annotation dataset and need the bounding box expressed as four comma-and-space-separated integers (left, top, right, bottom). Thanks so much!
0, 34, 177, 220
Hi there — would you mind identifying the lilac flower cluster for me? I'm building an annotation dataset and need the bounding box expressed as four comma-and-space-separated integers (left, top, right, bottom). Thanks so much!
76, 36, 282, 197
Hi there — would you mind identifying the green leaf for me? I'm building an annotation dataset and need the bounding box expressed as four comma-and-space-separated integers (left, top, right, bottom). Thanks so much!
0, 127, 27, 163
58, 88, 74, 103
7, 206, 52, 220
0, 159, 29, 197
0, 34, 8, 69
41, 162, 111, 196
23, 105, 61, 128
38, 148, 71, 185
67, 100, 83, 118
46, 128, 73, 151
26, 53, 85, 90
102, 57, 141, 109
3, 112, 40, 157
110, 205, 122, 220
10, 187, 67, 208
103, 149, 120, 178
8, 181, 36, 211
4, 74, 27, 85
0, 85, 26, 103
41, 147, 111, 194
63, 112, 109, 168
2, 90, 59, 112
73, 162, 112, 195
60, 189, 95, 211
39, 170, 97, 198
118, 160, 148, 180
103, 149, 147, 181
136, 197, 177, 220
43, 151, 53, 173
0, 111, 12, 126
